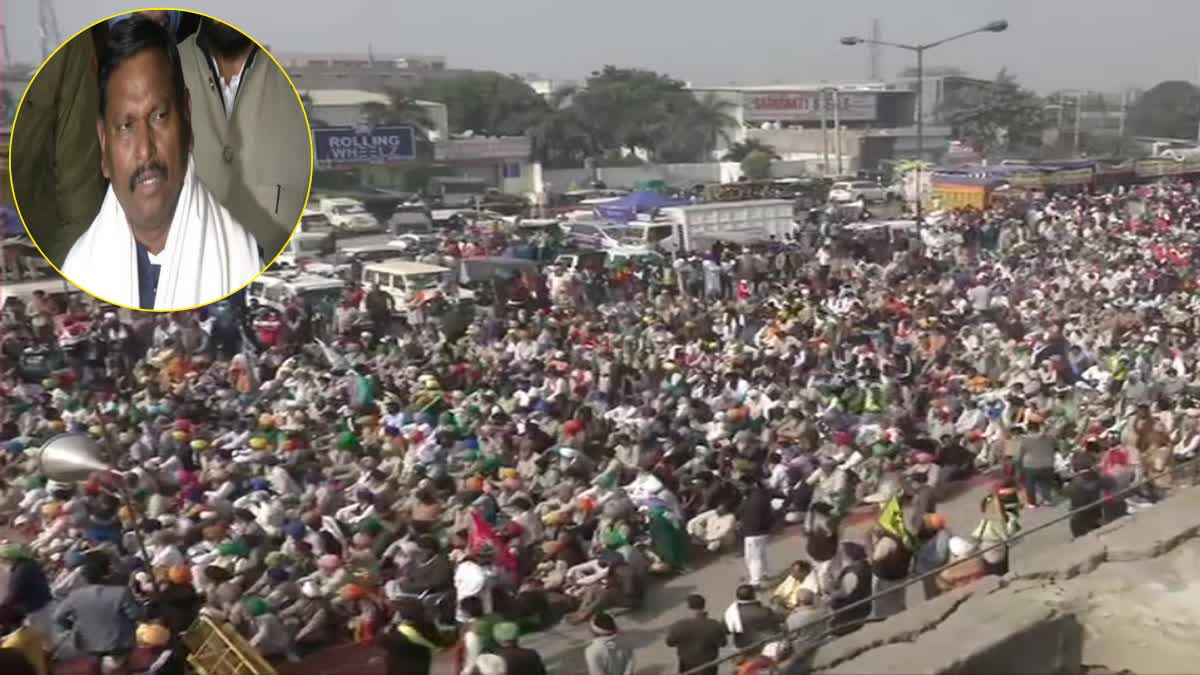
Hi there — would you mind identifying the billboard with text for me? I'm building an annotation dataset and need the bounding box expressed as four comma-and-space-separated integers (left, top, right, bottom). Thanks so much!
312, 125, 416, 167
743, 91, 878, 123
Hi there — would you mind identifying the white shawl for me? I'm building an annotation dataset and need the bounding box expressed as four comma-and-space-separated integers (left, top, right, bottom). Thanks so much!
61, 156, 262, 310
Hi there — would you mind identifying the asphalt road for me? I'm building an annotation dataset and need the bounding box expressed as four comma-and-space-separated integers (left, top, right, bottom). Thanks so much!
520, 479, 1072, 675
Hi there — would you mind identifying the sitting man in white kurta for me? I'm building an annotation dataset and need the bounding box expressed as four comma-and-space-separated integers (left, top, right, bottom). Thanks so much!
61, 15, 261, 311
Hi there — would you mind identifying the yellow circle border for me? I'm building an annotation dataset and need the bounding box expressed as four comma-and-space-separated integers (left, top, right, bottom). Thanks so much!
7, 6, 315, 314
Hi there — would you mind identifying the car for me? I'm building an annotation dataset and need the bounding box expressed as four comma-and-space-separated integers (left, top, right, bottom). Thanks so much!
272, 231, 336, 270
389, 234, 441, 255
318, 197, 383, 234
299, 207, 336, 236
828, 180, 895, 204
247, 273, 346, 315
388, 206, 434, 235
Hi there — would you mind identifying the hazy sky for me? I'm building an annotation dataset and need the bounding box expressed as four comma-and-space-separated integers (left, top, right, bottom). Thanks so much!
9, 0, 1198, 93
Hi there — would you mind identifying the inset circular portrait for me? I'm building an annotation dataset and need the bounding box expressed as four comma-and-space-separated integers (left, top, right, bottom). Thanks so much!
9, 9, 313, 311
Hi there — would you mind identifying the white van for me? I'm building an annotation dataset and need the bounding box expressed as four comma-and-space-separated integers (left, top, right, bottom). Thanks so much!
318, 197, 382, 233
361, 260, 450, 311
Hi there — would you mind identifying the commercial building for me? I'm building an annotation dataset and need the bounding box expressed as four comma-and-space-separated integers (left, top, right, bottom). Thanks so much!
688, 81, 948, 173
293, 54, 535, 195
279, 51, 470, 93
303, 89, 450, 139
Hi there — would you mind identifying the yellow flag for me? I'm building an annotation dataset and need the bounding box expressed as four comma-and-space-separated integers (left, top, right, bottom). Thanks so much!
878, 495, 916, 550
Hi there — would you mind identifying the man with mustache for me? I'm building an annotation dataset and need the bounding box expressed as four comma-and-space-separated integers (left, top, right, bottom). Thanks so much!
61, 15, 262, 310
176, 16, 312, 262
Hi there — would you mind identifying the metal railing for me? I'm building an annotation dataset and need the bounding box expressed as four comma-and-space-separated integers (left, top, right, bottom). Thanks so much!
184, 614, 278, 675
679, 455, 1200, 674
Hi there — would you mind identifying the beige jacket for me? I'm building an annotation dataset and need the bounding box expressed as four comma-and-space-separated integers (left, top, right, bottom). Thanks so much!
10, 29, 105, 266
177, 32, 311, 262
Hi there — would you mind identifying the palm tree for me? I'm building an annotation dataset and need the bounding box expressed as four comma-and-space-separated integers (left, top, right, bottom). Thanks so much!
685, 93, 739, 159
722, 139, 780, 162
361, 90, 435, 140
530, 86, 600, 168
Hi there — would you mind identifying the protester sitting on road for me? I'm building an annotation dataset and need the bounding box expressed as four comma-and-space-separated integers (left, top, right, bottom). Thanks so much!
686, 501, 737, 553
769, 560, 814, 615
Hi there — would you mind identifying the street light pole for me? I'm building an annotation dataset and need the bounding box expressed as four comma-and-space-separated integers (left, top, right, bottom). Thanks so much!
914, 46, 924, 223
840, 20, 1008, 226
832, 89, 844, 175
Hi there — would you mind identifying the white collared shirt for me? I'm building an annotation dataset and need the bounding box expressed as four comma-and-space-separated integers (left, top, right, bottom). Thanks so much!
208, 54, 247, 117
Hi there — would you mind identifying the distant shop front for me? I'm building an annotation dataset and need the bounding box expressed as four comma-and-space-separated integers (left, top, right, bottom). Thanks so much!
434, 136, 535, 194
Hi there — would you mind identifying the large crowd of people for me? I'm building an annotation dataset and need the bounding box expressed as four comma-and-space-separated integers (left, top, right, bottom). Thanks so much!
2, 178, 1199, 675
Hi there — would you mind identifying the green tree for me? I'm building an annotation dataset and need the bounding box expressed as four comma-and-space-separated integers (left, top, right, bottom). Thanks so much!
530, 86, 601, 168
411, 72, 547, 137
1128, 81, 1200, 140
657, 92, 738, 163
741, 150, 773, 180
722, 139, 780, 162
361, 92, 435, 138
361, 92, 437, 159
944, 69, 1046, 154
570, 66, 695, 159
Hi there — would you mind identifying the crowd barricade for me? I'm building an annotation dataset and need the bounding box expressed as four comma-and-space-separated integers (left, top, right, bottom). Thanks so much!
184, 615, 278, 675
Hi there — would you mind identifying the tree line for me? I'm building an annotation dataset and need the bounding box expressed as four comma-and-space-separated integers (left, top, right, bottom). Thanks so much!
299, 63, 1200, 168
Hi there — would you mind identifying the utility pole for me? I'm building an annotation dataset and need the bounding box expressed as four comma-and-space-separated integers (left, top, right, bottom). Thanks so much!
832, 88, 843, 175
914, 46, 924, 221
38, 0, 61, 61
1192, 58, 1200, 143
1073, 90, 1084, 155
820, 93, 830, 176
869, 19, 882, 80
840, 19, 1008, 226
1118, 90, 1128, 139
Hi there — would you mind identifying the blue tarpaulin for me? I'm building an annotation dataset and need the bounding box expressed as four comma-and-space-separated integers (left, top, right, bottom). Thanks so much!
1, 208, 21, 235
594, 191, 691, 222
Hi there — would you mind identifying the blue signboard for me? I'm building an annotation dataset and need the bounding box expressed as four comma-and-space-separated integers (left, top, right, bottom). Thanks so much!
312, 125, 416, 166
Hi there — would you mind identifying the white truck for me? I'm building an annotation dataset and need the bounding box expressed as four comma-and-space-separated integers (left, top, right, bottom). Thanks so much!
657, 199, 797, 253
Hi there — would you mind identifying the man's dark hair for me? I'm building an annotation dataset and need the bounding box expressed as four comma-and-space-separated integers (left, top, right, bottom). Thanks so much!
459, 595, 484, 619
98, 13, 187, 117
81, 551, 112, 584
686, 593, 706, 611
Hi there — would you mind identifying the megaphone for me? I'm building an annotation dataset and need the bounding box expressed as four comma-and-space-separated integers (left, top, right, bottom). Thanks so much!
37, 433, 112, 483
